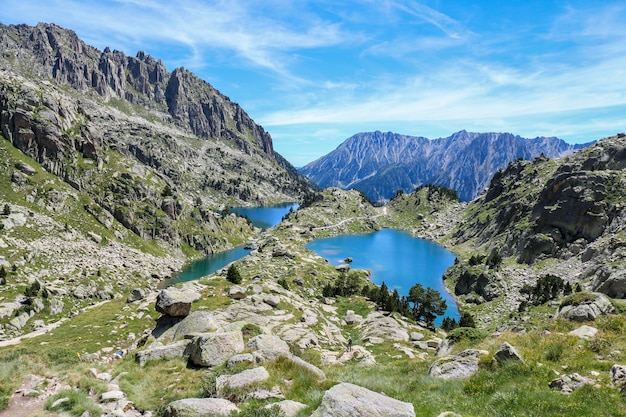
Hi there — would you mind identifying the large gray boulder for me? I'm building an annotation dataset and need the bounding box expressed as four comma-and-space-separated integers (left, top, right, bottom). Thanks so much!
135, 340, 191, 366
173, 311, 220, 341
428, 349, 489, 380
156, 288, 200, 317
188, 331, 245, 367
247, 334, 290, 354
493, 342, 523, 364
558, 293, 615, 321
311, 382, 415, 417
360, 312, 409, 342
215, 366, 270, 396
163, 398, 239, 417
549, 373, 594, 394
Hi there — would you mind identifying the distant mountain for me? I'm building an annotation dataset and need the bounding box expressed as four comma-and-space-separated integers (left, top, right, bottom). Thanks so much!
300, 130, 593, 202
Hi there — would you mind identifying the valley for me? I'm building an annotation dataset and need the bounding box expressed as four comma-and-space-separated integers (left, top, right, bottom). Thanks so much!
0, 21, 625, 417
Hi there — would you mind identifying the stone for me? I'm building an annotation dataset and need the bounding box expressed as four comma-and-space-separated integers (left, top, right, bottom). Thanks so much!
87, 231, 102, 244
127, 288, 146, 303
343, 310, 362, 325
311, 382, 415, 417
410, 332, 425, 341
156, 288, 199, 317
247, 334, 290, 354
436, 413, 462, 417
163, 398, 239, 417
428, 349, 489, 380
493, 342, 523, 364
16, 161, 36, 175
264, 400, 308, 417
263, 295, 280, 307
426, 338, 443, 349
610, 364, 626, 388
568, 325, 598, 339
360, 312, 409, 342
173, 311, 220, 341
101, 390, 125, 401
216, 366, 270, 396
135, 340, 191, 366
227, 286, 246, 300
227, 353, 257, 368
549, 373, 594, 394
558, 293, 615, 321
49, 298, 64, 315
188, 331, 245, 367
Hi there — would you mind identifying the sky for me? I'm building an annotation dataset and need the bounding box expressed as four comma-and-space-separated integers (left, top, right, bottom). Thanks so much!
1, 1, 626, 167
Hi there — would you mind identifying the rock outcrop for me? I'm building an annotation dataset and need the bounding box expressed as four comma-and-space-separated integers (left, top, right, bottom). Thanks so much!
311, 382, 415, 417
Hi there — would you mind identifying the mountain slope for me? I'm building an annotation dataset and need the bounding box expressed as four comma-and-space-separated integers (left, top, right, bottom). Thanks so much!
0, 22, 315, 256
300, 130, 592, 202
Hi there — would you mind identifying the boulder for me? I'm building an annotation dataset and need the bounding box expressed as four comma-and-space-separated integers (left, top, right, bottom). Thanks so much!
549, 373, 594, 394
215, 366, 270, 396
156, 288, 199, 317
410, 332, 425, 341
360, 312, 409, 342
188, 331, 245, 367
227, 286, 246, 300
610, 364, 626, 388
126, 288, 146, 303
263, 295, 280, 307
428, 349, 488, 380
559, 293, 615, 321
227, 353, 257, 368
247, 334, 290, 354
311, 382, 415, 417
16, 161, 36, 175
173, 311, 220, 341
265, 400, 308, 417
343, 310, 362, 325
163, 398, 239, 417
493, 342, 523, 364
568, 325, 598, 340
135, 340, 191, 366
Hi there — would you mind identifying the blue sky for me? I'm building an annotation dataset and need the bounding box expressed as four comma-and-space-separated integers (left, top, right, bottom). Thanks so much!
1, 1, 625, 166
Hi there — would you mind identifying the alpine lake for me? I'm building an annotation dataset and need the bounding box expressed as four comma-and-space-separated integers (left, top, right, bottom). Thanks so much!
163, 203, 459, 322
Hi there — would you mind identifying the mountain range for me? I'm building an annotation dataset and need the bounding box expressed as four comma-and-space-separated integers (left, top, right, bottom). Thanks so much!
300, 130, 593, 202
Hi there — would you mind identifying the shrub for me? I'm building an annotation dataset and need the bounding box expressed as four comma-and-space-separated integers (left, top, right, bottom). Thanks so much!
277, 277, 289, 290
46, 346, 80, 364
45, 388, 102, 416
2, 204, 10, 216
226, 264, 242, 284
446, 327, 487, 344
544, 343, 564, 362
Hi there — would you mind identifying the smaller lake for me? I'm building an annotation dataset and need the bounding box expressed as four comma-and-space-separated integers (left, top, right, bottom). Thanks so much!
230, 202, 299, 230
161, 203, 297, 287
305, 229, 459, 323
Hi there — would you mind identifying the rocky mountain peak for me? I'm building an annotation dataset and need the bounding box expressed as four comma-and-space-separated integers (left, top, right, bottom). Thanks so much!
301, 130, 593, 202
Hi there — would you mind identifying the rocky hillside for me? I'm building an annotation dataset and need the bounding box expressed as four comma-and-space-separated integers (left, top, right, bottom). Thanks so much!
442, 133, 626, 328
300, 130, 591, 202
0, 22, 314, 256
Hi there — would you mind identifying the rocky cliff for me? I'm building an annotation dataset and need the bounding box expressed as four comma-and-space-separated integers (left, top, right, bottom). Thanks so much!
300, 130, 592, 202
0, 22, 314, 255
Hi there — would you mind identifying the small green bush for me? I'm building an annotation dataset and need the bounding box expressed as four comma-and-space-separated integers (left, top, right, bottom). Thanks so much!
277, 277, 289, 290
446, 327, 487, 344
544, 342, 564, 362
46, 346, 80, 364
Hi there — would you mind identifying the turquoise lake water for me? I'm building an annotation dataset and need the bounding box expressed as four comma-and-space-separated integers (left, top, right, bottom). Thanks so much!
230, 202, 299, 230
164, 206, 459, 324
305, 228, 459, 322
161, 203, 297, 286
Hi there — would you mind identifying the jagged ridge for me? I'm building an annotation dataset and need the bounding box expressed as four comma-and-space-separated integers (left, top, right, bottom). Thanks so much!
300, 130, 592, 202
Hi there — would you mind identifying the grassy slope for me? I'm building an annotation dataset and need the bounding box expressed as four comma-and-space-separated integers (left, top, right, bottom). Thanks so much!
1, 187, 625, 416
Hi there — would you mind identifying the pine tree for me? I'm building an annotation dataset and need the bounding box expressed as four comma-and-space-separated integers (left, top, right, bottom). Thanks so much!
226, 264, 242, 284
